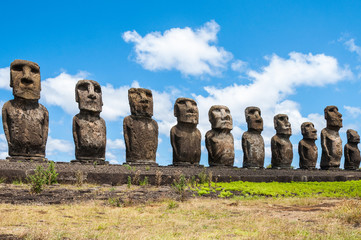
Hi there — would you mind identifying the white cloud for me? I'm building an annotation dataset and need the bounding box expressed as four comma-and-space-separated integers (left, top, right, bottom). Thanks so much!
194, 52, 350, 161
42, 72, 88, 115
344, 105, 361, 118
0, 67, 10, 90
123, 20, 233, 76
107, 138, 125, 150
231, 60, 248, 73
46, 136, 73, 156
344, 38, 361, 57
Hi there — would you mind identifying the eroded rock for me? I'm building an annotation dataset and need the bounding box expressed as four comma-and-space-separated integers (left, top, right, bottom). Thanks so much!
344, 129, 361, 170
2, 60, 48, 162
123, 88, 158, 165
72, 80, 107, 165
205, 105, 234, 167
320, 106, 342, 170
242, 106, 265, 168
170, 98, 201, 166
271, 114, 293, 169
298, 122, 318, 169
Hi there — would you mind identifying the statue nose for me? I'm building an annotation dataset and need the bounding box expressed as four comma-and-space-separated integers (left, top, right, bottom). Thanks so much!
22, 66, 32, 80
88, 93, 96, 99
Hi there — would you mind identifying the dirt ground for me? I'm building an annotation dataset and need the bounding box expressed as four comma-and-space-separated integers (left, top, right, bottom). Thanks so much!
0, 183, 360, 239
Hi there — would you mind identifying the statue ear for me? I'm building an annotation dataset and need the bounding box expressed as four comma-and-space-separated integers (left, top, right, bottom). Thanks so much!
10, 71, 13, 88
174, 104, 178, 117
75, 89, 79, 103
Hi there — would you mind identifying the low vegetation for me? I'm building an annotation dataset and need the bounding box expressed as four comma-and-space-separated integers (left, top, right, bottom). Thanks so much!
192, 180, 361, 199
1, 198, 361, 239
27, 161, 58, 193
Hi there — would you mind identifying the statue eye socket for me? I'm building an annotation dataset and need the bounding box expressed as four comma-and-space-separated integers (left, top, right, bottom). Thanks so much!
31, 68, 39, 74
11, 65, 23, 72
77, 83, 88, 91
94, 86, 101, 93
146, 92, 152, 97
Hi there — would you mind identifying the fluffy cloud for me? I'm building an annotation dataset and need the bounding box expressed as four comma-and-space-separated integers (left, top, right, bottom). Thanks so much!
231, 60, 248, 73
0, 67, 10, 90
46, 136, 73, 157
42, 72, 88, 115
123, 20, 233, 76
107, 138, 125, 150
194, 52, 350, 163
344, 38, 361, 57
344, 105, 361, 118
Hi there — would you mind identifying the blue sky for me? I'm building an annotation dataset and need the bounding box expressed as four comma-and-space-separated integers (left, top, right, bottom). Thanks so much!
1, 1, 361, 167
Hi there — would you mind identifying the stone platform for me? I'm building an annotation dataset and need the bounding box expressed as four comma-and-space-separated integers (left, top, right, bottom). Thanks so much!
0, 161, 360, 185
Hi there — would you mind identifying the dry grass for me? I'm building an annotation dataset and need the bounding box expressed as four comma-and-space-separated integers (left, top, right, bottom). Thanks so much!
0, 198, 361, 239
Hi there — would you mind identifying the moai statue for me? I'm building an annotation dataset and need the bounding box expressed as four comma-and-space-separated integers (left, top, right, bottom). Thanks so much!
72, 80, 107, 164
344, 129, 361, 170
2, 60, 48, 161
205, 105, 234, 167
170, 98, 201, 166
320, 106, 342, 170
123, 88, 158, 165
298, 122, 318, 169
242, 106, 265, 168
271, 114, 293, 169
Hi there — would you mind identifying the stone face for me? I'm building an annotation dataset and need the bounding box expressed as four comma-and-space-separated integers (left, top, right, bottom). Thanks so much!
170, 98, 201, 166
2, 60, 48, 161
298, 122, 318, 169
242, 106, 265, 168
72, 80, 106, 164
320, 106, 343, 170
271, 114, 293, 169
344, 129, 361, 170
206, 105, 234, 167
124, 88, 158, 165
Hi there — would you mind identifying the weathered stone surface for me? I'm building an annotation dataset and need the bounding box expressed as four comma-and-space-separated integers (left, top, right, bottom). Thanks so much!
321, 106, 343, 170
2, 60, 48, 162
124, 88, 158, 165
271, 114, 293, 169
170, 98, 201, 166
298, 122, 318, 169
242, 106, 265, 168
344, 129, 361, 170
72, 80, 107, 165
206, 105, 234, 167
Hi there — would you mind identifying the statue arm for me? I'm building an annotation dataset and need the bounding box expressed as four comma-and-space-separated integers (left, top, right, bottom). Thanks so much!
205, 131, 213, 160
241, 134, 248, 160
321, 130, 329, 158
344, 145, 350, 163
123, 117, 131, 152
298, 141, 306, 162
2, 103, 11, 148
170, 127, 178, 157
42, 109, 49, 148
72, 116, 79, 150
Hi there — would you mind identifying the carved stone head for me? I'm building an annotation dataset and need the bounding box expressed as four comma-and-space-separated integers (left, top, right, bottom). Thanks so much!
174, 98, 198, 124
324, 105, 342, 130
245, 106, 263, 132
301, 122, 317, 140
347, 129, 360, 144
128, 88, 153, 117
75, 80, 103, 112
274, 114, 291, 135
209, 105, 233, 130
10, 59, 41, 100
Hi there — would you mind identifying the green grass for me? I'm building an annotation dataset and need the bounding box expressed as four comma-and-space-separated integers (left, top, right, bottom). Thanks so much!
193, 180, 361, 199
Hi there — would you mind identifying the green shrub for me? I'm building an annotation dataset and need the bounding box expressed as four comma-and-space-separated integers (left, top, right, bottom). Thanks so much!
27, 166, 47, 194
172, 174, 187, 201
44, 161, 58, 185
